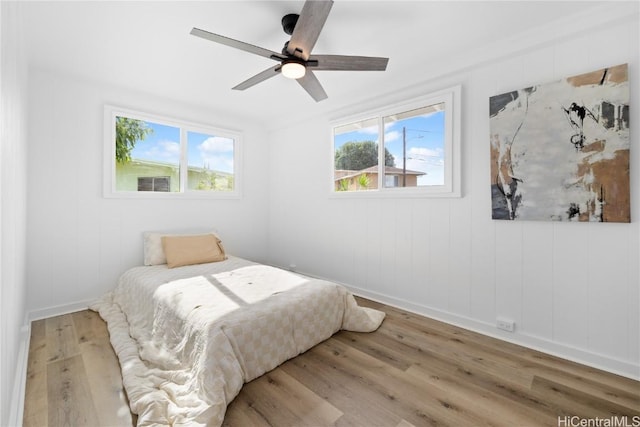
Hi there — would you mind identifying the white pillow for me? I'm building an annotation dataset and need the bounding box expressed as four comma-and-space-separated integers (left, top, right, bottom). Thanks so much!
143, 230, 220, 266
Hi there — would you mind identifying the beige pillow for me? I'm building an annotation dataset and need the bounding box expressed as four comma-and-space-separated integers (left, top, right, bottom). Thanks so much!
161, 234, 227, 268
143, 230, 220, 265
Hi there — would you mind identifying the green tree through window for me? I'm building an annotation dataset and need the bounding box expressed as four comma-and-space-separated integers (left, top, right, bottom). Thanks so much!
115, 117, 153, 164
334, 140, 395, 170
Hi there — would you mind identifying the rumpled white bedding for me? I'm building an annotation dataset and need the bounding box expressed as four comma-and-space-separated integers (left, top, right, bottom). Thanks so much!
91, 256, 385, 426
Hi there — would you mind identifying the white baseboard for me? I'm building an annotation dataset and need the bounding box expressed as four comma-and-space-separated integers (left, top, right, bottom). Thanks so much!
276, 264, 640, 380
27, 298, 95, 322
8, 324, 30, 427
349, 286, 640, 381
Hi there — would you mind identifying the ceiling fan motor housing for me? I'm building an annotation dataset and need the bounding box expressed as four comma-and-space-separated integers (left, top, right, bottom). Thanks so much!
281, 14, 299, 35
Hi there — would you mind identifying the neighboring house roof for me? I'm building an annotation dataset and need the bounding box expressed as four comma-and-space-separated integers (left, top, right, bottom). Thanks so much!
128, 158, 231, 176
128, 158, 179, 169
335, 165, 426, 181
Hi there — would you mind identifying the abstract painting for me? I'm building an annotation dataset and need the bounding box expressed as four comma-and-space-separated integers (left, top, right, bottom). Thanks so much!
490, 64, 630, 222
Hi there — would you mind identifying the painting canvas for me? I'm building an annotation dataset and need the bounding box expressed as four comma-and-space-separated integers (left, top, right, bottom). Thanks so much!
490, 64, 630, 222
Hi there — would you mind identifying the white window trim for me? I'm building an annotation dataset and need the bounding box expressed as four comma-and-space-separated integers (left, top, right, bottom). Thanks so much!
330, 85, 461, 198
103, 105, 242, 199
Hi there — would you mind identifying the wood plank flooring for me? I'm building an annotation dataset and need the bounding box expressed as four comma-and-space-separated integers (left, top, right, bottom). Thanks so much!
23, 310, 136, 427
24, 298, 639, 426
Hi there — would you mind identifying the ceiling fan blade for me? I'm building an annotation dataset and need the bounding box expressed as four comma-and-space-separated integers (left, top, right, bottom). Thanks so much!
310, 54, 389, 71
191, 27, 286, 61
297, 70, 328, 102
287, 0, 333, 60
232, 65, 281, 91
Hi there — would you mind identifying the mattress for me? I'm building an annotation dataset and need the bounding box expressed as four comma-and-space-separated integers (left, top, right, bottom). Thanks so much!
91, 256, 385, 426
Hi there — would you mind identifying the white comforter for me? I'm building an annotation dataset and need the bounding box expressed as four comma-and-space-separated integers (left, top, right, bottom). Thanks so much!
91, 256, 385, 426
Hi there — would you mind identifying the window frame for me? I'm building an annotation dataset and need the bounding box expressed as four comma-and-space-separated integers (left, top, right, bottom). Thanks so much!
103, 105, 242, 199
330, 85, 461, 198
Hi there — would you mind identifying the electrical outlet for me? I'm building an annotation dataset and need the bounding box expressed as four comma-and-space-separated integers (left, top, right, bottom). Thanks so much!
496, 318, 515, 332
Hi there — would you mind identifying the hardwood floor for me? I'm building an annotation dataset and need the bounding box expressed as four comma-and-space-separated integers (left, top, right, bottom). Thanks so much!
24, 298, 639, 426
23, 310, 136, 427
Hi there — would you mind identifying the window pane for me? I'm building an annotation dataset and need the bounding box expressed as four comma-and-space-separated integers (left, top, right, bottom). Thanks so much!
333, 117, 379, 191
137, 176, 170, 192
187, 131, 235, 192
382, 103, 446, 188
115, 117, 180, 192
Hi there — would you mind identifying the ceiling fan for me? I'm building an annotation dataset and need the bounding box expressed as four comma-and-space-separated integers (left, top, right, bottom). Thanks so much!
190, 0, 389, 102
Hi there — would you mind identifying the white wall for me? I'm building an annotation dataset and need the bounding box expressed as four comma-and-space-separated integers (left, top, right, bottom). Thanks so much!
26, 68, 271, 317
267, 5, 640, 379
0, 1, 29, 424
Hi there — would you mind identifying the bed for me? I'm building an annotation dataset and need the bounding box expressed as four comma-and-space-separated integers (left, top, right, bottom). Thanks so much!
91, 232, 385, 426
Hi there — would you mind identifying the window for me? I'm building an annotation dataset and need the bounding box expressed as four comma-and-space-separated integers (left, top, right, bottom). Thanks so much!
332, 85, 461, 197
104, 106, 241, 198
137, 176, 170, 192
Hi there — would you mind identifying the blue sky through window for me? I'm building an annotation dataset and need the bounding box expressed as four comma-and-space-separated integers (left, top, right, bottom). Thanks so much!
334, 120, 378, 150
130, 120, 180, 165
187, 131, 234, 174
385, 110, 445, 186
334, 107, 445, 186
128, 121, 234, 174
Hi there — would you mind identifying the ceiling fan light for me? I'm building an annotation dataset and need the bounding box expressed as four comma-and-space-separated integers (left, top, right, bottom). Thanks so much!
281, 61, 306, 79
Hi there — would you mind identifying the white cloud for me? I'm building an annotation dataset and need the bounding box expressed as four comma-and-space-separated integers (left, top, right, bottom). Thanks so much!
197, 137, 234, 173
408, 146, 442, 159
358, 125, 379, 135
384, 130, 401, 143
205, 156, 234, 174
199, 136, 234, 155
143, 140, 180, 161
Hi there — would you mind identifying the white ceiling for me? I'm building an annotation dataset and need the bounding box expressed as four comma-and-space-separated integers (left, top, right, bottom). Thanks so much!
22, 1, 606, 129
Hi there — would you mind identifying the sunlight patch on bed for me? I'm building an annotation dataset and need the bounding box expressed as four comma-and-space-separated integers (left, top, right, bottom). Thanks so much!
153, 264, 310, 319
